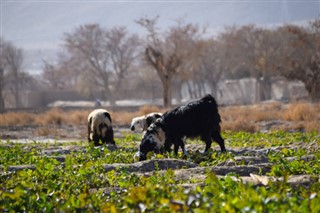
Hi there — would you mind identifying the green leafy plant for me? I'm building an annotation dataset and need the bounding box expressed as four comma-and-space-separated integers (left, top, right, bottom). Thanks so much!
1, 131, 319, 212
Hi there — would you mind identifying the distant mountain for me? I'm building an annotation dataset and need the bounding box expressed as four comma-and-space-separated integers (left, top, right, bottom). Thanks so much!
2, 1, 319, 74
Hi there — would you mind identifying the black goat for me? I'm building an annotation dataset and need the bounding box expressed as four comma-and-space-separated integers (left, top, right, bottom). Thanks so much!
138, 94, 226, 161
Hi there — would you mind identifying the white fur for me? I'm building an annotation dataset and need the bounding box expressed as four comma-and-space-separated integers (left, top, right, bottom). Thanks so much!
147, 123, 166, 148
88, 109, 111, 140
130, 112, 162, 132
130, 115, 147, 132
148, 123, 187, 155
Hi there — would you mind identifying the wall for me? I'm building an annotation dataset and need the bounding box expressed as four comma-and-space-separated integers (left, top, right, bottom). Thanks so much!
5, 79, 309, 109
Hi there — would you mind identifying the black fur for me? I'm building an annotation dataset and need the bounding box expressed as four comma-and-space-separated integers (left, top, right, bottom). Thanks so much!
146, 113, 162, 127
139, 94, 226, 161
103, 112, 112, 123
87, 117, 93, 142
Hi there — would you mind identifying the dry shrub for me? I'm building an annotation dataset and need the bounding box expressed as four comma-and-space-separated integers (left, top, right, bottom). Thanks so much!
250, 108, 282, 122
138, 105, 164, 115
43, 109, 89, 128
304, 121, 320, 132
35, 108, 66, 126
283, 103, 317, 121
220, 106, 258, 132
286, 122, 305, 132
222, 103, 282, 123
220, 102, 284, 132
250, 102, 283, 122
1, 101, 319, 134
221, 120, 257, 133
110, 111, 140, 126
251, 110, 281, 122
0, 112, 35, 126
110, 105, 166, 126
67, 110, 90, 125
220, 106, 250, 123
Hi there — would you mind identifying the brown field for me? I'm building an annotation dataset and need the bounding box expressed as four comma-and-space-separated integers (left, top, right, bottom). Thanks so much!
0, 101, 319, 140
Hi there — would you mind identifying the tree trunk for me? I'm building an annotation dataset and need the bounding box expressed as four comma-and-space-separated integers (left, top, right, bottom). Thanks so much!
103, 84, 115, 106
258, 77, 272, 102
98, 72, 115, 106
14, 78, 21, 108
211, 81, 219, 99
0, 68, 5, 112
162, 78, 171, 107
114, 78, 123, 99
0, 95, 4, 112
176, 80, 183, 104
307, 81, 320, 102
186, 81, 193, 99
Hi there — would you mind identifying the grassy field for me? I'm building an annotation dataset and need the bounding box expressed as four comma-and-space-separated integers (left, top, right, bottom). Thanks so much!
0, 102, 320, 212
1, 131, 319, 212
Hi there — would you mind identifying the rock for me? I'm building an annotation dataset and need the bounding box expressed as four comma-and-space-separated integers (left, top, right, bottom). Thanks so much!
103, 159, 198, 173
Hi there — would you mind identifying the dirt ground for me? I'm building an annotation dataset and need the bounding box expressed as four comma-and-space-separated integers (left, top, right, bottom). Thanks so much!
0, 124, 127, 142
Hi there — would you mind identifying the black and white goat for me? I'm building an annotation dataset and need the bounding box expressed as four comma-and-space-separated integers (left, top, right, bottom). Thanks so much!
87, 109, 115, 146
130, 112, 163, 132
137, 94, 226, 161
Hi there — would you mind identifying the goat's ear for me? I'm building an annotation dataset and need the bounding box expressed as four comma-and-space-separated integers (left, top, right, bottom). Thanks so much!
155, 114, 162, 119
146, 116, 153, 127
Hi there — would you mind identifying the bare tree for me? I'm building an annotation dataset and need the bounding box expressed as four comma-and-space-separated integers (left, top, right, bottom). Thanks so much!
137, 16, 178, 107
45, 24, 140, 104
137, 17, 203, 107
214, 23, 320, 102
43, 60, 66, 90
42, 50, 83, 91
0, 37, 7, 111
217, 25, 284, 101
198, 39, 225, 98
276, 20, 320, 102
0, 67, 4, 111
0, 37, 25, 108
106, 27, 141, 97
63, 24, 114, 102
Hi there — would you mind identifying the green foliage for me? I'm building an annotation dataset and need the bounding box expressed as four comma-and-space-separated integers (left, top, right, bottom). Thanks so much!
1, 131, 319, 212
268, 147, 320, 176
223, 130, 319, 148
0, 145, 41, 168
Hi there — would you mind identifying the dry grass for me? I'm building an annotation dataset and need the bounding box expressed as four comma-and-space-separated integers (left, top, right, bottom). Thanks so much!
111, 105, 167, 126
219, 102, 320, 132
34, 108, 65, 126
219, 103, 282, 132
111, 111, 140, 126
67, 110, 89, 125
279, 102, 320, 132
304, 120, 320, 132
0, 102, 319, 134
138, 105, 164, 115
221, 120, 257, 133
0, 112, 35, 126
0, 108, 91, 127
282, 103, 318, 121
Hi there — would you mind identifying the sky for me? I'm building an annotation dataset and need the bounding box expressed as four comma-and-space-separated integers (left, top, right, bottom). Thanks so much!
1, 0, 320, 74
